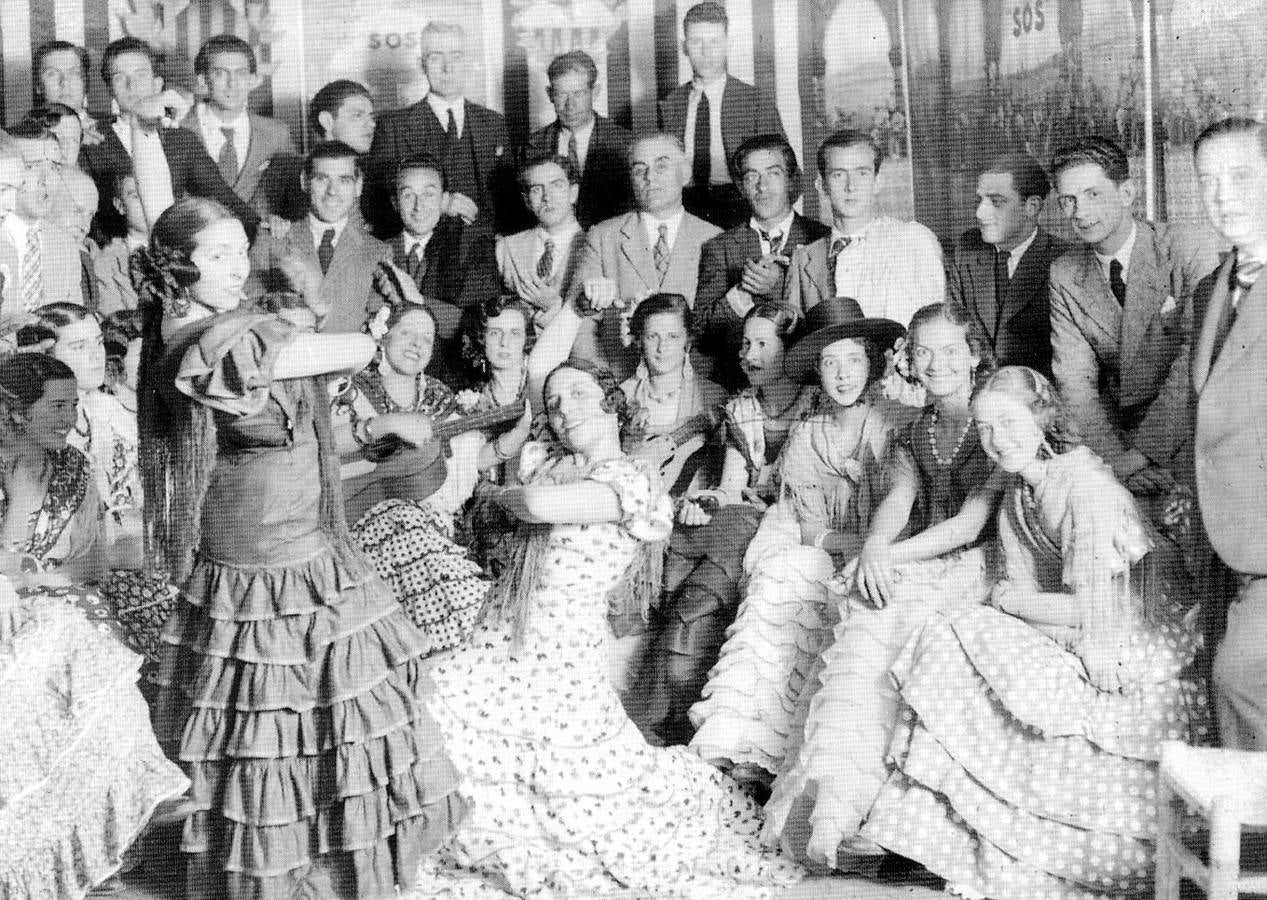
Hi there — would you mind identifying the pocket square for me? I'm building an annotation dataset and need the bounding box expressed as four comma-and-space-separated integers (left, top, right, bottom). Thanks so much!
1160, 295, 1178, 317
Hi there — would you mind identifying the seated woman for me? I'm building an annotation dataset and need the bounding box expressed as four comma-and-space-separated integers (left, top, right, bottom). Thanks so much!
860, 366, 1208, 899
635, 303, 818, 746
688, 298, 907, 787
413, 359, 803, 897
0, 353, 188, 898
762, 302, 1002, 871
18, 303, 141, 566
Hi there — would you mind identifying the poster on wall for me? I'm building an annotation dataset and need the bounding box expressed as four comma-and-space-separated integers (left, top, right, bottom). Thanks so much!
1157, 0, 1267, 229
903, 0, 1144, 242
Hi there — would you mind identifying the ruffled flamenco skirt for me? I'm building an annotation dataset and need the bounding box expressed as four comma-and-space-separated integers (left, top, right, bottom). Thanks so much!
0, 597, 189, 899
153, 547, 468, 899
761, 549, 991, 867
688, 501, 838, 777
858, 601, 1210, 899
353, 499, 490, 655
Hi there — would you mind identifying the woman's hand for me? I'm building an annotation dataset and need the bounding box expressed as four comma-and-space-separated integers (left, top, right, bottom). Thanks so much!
275, 248, 326, 317
677, 489, 726, 526
855, 540, 896, 608
370, 412, 434, 448
374, 261, 428, 308
1078, 635, 1127, 694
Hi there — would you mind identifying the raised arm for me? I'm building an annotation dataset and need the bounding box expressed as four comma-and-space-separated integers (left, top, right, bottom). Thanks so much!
274, 332, 376, 380
496, 479, 624, 525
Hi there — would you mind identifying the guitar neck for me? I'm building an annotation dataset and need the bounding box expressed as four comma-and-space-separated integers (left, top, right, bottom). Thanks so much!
434, 398, 527, 440
665, 405, 724, 445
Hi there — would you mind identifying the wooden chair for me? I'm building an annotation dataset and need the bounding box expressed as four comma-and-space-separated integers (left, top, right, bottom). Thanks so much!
1157, 740, 1267, 899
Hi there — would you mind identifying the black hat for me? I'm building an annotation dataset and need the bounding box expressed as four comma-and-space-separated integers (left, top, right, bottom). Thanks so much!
783, 296, 905, 384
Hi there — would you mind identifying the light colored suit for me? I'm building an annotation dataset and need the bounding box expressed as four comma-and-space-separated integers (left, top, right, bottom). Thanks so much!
1193, 252, 1267, 749
0, 221, 84, 309
91, 238, 141, 315
1049, 220, 1217, 474
496, 226, 587, 308
182, 108, 297, 208
567, 210, 721, 381
247, 219, 392, 335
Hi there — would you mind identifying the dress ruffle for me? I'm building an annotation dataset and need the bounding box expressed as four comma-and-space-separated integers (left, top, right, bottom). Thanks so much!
156, 548, 466, 898
0, 600, 189, 900
688, 505, 836, 776
352, 499, 490, 654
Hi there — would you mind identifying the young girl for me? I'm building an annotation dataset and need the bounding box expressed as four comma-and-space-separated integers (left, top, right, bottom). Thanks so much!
688, 298, 907, 787
638, 303, 818, 746
18, 303, 140, 563
134, 198, 465, 898
762, 303, 1002, 870
411, 359, 803, 897
861, 367, 1207, 899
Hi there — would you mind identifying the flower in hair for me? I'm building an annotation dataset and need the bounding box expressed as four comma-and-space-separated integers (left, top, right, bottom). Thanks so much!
367, 305, 391, 340
130, 245, 189, 315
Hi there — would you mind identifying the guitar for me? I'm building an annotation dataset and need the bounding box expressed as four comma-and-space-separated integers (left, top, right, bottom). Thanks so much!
629, 404, 727, 492
365, 397, 528, 464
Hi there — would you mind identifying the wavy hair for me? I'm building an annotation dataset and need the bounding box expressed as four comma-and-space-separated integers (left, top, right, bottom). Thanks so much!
458, 294, 537, 387
973, 365, 1080, 454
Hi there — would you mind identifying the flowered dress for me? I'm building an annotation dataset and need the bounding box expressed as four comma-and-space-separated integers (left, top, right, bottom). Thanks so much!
152, 313, 466, 899
762, 405, 996, 864
860, 447, 1209, 898
408, 448, 804, 898
688, 401, 904, 777
336, 368, 491, 654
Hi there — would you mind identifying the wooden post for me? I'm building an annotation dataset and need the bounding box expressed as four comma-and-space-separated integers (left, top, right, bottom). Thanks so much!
1154, 778, 1182, 900
1208, 796, 1242, 900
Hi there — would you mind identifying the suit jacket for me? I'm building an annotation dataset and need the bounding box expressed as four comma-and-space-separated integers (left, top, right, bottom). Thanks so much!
694, 215, 830, 387
247, 218, 392, 335
1192, 253, 1267, 573
80, 121, 260, 239
385, 216, 500, 343
525, 115, 634, 228
181, 109, 297, 208
496, 225, 587, 310
0, 222, 84, 309
568, 210, 721, 381
947, 227, 1072, 375
91, 238, 141, 315
1049, 220, 1218, 472
365, 98, 511, 236
658, 76, 786, 164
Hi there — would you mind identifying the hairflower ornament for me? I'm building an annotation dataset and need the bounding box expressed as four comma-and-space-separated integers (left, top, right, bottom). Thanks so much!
367, 304, 391, 340
129, 245, 190, 316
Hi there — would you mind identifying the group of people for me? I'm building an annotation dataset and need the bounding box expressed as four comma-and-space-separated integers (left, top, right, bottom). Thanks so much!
0, 3, 1262, 899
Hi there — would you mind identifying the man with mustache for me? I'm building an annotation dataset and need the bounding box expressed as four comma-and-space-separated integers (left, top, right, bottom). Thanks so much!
1048, 135, 1217, 512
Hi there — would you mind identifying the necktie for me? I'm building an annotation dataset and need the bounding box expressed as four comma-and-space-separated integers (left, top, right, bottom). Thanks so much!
992, 247, 1010, 336
692, 90, 711, 189
318, 228, 336, 276
447, 107, 460, 151
1214, 250, 1265, 361
406, 242, 426, 287
828, 235, 851, 297
654, 224, 670, 283
537, 239, 555, 280
759, 229, 785, 256
20, 225, 43, 311
1108, 258, 1127, 306
218, 126, 238, 184
566, 131, 581, 177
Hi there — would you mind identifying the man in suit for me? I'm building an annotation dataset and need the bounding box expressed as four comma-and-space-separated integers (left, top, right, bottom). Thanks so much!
658, 1, 786, 230
366, 21, 511, 236
382, 154, 499, 354
570, 133, 722, 381
1049, 135, 1217, 507
1190, 118, 1267, 750
497, 154, 586, 326
0, 132, 83, 309
946, 152, 1071, 374
524, 50, 633, 228
785, 129, 943, 329
80, 37, 258, 241
182, 35, 296, 210
247, 142, 391, 334
694, 133, 829, 389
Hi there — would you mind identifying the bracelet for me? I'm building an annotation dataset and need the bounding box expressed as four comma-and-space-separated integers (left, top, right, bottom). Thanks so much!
491, 434, 513, 463
812, 529, 834, 550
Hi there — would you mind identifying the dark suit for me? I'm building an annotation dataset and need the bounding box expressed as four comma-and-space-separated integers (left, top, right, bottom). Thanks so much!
81, 120, 260, 239
658, 76, 786, 229
247, 218, 392, 335
1192, 253, 1267, 749
181, 108, 297, 209
365, 98, 512, 236
385, 216, 499, 344
524, 115, 634, 228
694, 214, 830, 389
946, 227, 1072, 375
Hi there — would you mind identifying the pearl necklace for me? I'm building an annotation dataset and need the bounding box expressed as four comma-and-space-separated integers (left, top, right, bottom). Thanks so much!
928, 406, 973, 467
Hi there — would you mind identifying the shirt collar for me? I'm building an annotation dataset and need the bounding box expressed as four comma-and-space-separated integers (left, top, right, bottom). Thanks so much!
536, 218, 581, 245
308, 214, 348, 247
199, 102, 249, 132
999, 226, 1038, 259
1094, 220, 1138, 275
2, 214, 30, 248
830, 220, 871, 244
750, 210, 796, 242
692, 75, 727, 103
640, 207, 686, 246
403, 229, 433, 255
563, 117, 595, 142
426, 94, 464, 126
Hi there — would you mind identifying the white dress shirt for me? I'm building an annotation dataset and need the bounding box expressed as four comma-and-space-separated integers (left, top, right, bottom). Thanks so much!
750, 210, 796, 255
640, 208, 686, 252
533, 220, 582, 280
1094, 221, 1138, 286
683, 77, 729, 187
197, 103, 251, 164
426, 94, 466, 138
556, 117, 595, 173
308, 214, 349, 253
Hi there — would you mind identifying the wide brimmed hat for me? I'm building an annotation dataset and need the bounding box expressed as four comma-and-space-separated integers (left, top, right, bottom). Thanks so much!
783, 296, 905, 384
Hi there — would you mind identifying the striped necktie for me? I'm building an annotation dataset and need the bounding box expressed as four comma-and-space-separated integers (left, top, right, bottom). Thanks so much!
653, 224, 670, 283
828, 235, 851, 297
537, 238, 555, 280
20, 225, 43, 311
218, 127, 238, 184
